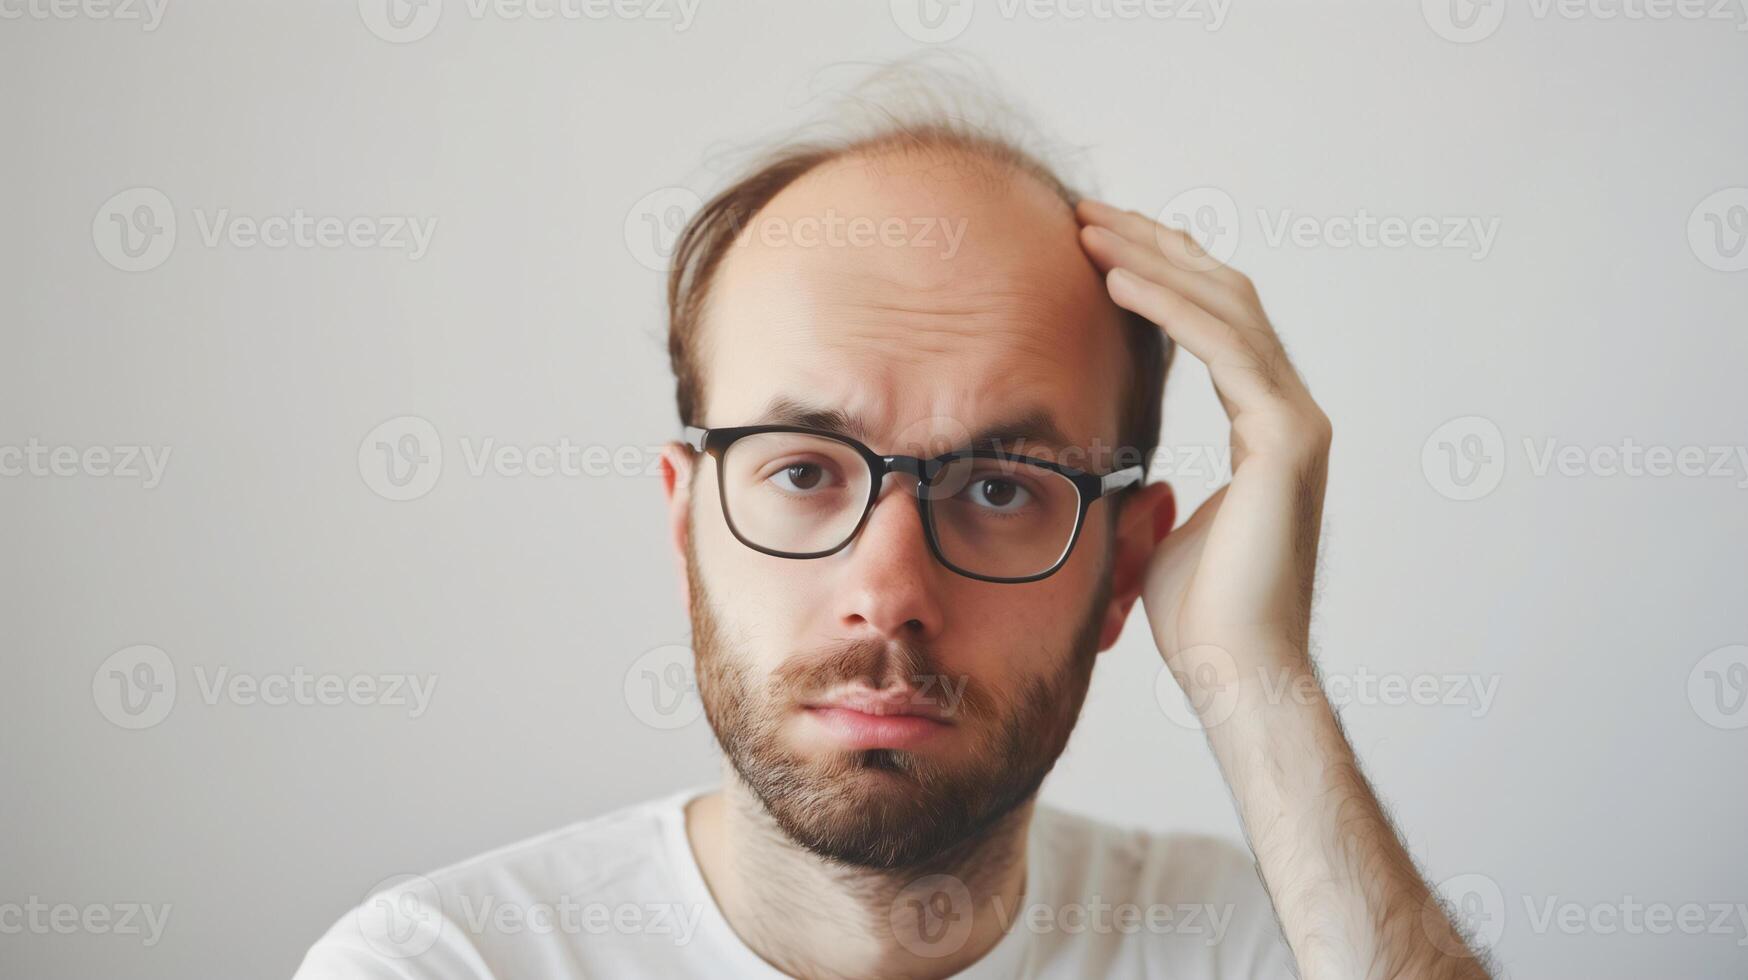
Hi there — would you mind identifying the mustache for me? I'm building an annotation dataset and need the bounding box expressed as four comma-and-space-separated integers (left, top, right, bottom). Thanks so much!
770, 639, 990, 720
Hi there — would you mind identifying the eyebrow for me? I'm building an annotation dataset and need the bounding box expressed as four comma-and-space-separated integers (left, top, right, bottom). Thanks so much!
752, 395, 1077, 455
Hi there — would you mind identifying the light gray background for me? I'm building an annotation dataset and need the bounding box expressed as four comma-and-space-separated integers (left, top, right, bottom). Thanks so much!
4, 2, 1746, 978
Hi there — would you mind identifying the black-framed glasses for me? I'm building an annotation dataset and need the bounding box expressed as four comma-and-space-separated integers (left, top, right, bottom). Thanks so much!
683, 424, 1143, 584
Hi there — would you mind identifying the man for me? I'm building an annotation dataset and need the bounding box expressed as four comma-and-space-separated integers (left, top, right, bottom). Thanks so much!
296, 112, 1490, 978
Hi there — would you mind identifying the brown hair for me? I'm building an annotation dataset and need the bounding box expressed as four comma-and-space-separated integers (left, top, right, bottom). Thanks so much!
665, 114, 1172, 480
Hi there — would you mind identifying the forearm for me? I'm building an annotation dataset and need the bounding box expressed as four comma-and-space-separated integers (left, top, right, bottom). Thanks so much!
1189, 649, 1491, 980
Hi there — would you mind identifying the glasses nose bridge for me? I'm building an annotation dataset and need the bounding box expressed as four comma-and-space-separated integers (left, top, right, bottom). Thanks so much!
875, 453, 941, 495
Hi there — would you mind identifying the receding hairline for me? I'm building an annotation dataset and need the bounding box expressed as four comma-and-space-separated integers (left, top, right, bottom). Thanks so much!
686, 126, 1093, 382
665, 115, 1172, 479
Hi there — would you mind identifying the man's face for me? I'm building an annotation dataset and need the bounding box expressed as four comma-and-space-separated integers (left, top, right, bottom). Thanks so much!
665, 149, 1141, 870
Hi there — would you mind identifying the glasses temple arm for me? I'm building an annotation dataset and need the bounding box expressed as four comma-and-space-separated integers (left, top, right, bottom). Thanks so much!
1099, 465, 1144, 496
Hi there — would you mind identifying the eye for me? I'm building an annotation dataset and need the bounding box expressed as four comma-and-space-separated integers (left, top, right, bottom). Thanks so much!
767, 459, 838, 494
964, 476, 1033, 513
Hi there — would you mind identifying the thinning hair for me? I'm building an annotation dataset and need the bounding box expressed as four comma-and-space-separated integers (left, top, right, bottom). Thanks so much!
664, 58, 1173, 479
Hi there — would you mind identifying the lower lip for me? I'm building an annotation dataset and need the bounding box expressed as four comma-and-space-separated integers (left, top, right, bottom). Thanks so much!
803, 707, 949, 750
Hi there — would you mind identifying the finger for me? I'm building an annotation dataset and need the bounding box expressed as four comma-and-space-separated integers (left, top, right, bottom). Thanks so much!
1080, 223, 1259, 330
1104, 267, 1308, 421
1076, 198, 1249, 289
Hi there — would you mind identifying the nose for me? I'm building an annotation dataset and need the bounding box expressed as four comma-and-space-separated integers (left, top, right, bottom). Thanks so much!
833, 473, 946, 642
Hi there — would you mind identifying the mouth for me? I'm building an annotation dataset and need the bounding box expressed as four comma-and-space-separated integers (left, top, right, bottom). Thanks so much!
801, 688, 954, 751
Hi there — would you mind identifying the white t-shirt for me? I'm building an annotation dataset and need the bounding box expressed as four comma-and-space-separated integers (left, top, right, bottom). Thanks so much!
294, 787, 1295, 978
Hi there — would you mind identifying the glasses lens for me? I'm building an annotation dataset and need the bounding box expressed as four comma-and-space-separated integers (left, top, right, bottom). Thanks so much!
925, 456, 1082, 580
720, 432, 871, 555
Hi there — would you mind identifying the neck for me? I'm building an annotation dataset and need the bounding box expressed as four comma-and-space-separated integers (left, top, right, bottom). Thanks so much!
686, 767, 1033, 980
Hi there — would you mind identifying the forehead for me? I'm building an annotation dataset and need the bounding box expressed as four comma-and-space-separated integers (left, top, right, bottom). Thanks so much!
699, 148, 1129, 459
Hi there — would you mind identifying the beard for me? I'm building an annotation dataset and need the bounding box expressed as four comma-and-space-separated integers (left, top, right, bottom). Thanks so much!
685, 526, 1112, 872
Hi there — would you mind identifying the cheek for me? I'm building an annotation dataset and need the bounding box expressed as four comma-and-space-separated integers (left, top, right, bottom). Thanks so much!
690, 486, 825, 668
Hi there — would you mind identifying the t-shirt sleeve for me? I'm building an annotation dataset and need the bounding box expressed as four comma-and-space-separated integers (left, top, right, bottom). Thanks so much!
290, 890, 493, 980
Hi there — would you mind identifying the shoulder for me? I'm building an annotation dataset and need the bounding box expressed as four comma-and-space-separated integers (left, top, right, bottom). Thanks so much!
1027, 805, 1295, 978
292, 789, 699, 980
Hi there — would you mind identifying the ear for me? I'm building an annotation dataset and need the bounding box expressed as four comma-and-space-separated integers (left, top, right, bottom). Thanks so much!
1096, 480, 1176, 653
659, 442, 696, 612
